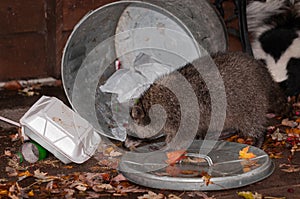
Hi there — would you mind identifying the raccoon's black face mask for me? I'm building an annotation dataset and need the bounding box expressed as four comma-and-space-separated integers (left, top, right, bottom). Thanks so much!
130, 105, 151, 126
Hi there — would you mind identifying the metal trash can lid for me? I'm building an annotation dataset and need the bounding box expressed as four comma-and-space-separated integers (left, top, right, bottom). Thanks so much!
119, 140, 274, 191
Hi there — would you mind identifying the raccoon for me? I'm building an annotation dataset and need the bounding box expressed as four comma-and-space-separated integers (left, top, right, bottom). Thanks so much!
127, 52, 289, 147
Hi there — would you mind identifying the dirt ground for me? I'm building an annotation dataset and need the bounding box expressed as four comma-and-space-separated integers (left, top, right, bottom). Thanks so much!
0, 84, 300, 199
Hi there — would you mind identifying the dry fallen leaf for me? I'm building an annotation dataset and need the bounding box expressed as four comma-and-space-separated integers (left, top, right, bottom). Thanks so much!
64, 188, 75, 198
4, 150, 12, 157
166, 150, 187, 165
286, 128, 300, 135
104, 147, 114, 155
269, 153, 283, 159
166, 165, 181, 177
5, 167, 18, 177
109, 150, 123, 157
0, 190, 8, 195
10, 133, 20, 142
34, 169, 48, 180
92, 184, 114, 192
3, 81, 22, 90
27, 190, 34, 197
187, 191, 216, 199
168, 194, 182, 199
279, 164, 300, 173
138, 191, 165, 199
63, 165, 73, 169
282, 118, 298, 128
115, 182, 148, 194
112, 174, 127, 182
237, 191, 262, 199
201, 171, 214, 186
75, 184, 88, 191
239, 146, 257, 159
271, 129, 287, 141
18, 170, 32, 177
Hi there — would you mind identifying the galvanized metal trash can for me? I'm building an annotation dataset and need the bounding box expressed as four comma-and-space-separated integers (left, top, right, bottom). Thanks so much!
61, 0, 228, 141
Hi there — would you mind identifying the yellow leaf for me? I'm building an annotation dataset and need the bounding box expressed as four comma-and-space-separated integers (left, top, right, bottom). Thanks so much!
28, 190, 34, 197
239, 146, 256, 159
104, 147, 114, 155
243, 167, 251, 173
292, 128, 300, 134
201, 171, 214, 186
237, 191, 263, 199
238, 191, 255, 199
63, 165, 73, 169
237, 138, 246, 144
0, 190, 8, 195
18, 170, 32, 177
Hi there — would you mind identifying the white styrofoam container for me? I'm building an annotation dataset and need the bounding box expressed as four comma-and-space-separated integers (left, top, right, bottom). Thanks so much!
20, 96, 101, 164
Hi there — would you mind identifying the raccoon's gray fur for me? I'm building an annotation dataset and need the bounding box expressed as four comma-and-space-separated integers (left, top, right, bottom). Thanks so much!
128, 52, 288, 146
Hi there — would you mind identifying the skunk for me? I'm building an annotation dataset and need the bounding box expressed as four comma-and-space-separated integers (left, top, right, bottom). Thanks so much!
247, 0, 300, 96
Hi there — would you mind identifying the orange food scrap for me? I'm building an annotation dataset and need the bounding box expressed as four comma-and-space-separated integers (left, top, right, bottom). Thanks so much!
165, 150, 187, 165
239, 146, 256, 159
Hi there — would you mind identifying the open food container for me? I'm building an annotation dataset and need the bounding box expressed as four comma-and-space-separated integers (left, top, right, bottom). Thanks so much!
20, 96, 101, 164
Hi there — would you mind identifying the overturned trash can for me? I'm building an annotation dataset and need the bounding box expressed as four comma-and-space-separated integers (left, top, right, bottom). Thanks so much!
61, 0, 227, 141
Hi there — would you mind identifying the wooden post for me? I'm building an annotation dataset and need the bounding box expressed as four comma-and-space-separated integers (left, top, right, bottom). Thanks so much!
45, 0, 64, 79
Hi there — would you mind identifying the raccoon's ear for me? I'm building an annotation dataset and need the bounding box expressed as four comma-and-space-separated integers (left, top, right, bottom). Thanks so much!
131, 106, 145, 120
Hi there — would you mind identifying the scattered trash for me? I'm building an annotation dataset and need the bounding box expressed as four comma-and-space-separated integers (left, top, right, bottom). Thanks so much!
100, 52, 179, 104
13, 152, 24, 164
0, 116, 21, 128
0, 77, 58, 91
1, 95, 102, 164
21, 141, 48, 163
19, 96, 101, 164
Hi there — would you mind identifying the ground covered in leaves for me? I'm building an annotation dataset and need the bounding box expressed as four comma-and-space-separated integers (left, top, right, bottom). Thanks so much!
0, 84, 300, 198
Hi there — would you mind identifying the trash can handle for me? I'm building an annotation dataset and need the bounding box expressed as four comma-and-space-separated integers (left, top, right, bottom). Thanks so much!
185, 153, 214, 166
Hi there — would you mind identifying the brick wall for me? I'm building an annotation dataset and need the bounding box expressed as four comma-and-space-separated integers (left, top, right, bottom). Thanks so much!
0, 0, 118, 81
